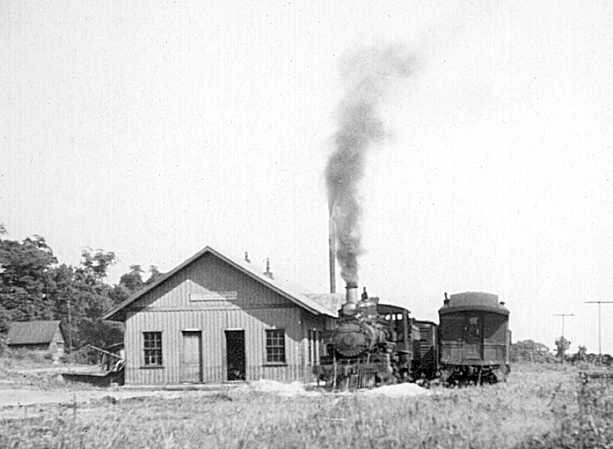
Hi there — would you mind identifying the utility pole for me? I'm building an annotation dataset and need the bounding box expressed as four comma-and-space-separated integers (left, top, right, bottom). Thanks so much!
67, 298, 72, 354
584, 300, 613, 363
328, 201, 337, 294
553, 313, 574, 363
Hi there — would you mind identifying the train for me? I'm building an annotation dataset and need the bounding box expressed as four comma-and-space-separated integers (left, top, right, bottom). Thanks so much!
313, 284, 511, 389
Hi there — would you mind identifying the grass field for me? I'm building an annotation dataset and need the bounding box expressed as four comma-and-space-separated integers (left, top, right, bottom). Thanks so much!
1, 363, 612, 449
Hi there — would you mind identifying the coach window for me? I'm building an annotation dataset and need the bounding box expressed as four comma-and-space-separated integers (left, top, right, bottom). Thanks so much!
467, 316, 481, 338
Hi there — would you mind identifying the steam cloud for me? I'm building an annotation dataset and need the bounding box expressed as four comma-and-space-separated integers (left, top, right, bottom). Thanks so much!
326, 44, 416, 284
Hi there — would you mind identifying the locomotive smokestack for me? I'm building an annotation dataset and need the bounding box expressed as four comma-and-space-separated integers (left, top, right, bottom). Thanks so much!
345, 281, 358, 304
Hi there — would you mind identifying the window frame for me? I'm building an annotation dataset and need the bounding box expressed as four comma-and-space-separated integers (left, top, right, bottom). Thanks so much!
264, 328, 286, 365
142, 331, 163, 368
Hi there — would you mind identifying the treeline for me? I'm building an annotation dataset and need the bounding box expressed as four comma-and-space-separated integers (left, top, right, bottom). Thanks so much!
0, 225, 162, 352
511, 339, 613, 366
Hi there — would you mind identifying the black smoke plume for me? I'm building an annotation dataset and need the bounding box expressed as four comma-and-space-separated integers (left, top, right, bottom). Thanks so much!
326, 44, 415, 283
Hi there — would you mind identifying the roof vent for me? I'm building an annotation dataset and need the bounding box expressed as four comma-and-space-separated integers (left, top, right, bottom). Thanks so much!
244, 252, 251, 263
263, 258, 273, 279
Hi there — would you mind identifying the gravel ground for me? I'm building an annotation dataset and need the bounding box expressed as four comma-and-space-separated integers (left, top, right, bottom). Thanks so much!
0, 387, 223, 408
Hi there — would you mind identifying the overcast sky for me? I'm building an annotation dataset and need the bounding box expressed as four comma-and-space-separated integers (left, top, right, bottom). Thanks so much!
2, 0, 613, 353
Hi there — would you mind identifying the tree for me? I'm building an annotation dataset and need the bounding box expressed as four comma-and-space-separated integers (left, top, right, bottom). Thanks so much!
64, 250, 117, 348
108, 264, 148, 307
0, 234, 57, 321
44, 249, 119, 351
145, 265, 163, 285
574, 345, 587, 362
79, 320, 124, 349
0, 303, 10, 333
555, 336, 571, 362
511, 340, 554, 363
108, 284, 130, 306
0, 233, 128, 353
80, 249, 116, 281
119, 264, 145, 293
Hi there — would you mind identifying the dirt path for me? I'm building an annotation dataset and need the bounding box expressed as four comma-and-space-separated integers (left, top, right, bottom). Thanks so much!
11, 365, 101, 375
2, 389, 144, 407
0, 387, 226, 408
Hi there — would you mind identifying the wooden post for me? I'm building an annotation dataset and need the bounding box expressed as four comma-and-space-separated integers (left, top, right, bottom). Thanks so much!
333, 353, 337, 390
585, 301, 613, 363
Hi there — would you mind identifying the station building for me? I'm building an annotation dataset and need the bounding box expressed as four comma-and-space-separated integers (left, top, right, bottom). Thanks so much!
103, 246, 341, 385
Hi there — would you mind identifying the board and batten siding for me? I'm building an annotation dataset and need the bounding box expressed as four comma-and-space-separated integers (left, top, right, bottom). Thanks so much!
123, 252, 330, 385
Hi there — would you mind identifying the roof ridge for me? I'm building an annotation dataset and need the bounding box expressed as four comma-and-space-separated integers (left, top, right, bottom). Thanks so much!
102, 245, 337, 320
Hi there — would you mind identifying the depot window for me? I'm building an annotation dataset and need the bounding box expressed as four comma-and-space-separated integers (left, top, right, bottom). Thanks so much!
143, 332, 163, 366
265, 329, 286, 363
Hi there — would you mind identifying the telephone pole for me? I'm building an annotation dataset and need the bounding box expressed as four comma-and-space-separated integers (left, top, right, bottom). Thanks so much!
67, 298, 72, 354
585, 300, 613, 363
553, 313, 574, 339
553, 313, 574, 363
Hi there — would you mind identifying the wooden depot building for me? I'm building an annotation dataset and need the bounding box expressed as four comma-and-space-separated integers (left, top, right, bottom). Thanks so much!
103, 246, 341, 385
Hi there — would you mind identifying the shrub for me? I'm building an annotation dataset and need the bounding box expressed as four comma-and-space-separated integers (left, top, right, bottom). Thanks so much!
61, 346, 98, 364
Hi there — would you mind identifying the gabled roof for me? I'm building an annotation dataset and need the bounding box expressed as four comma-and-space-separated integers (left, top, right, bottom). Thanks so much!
103, 246, 338, 321
7, 320, 62, 346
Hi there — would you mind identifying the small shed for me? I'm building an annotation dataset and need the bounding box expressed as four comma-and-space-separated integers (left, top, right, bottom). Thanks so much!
7, 320, 65, 360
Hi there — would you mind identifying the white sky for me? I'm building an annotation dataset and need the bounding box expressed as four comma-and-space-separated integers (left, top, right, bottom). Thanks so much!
2, 0, 613, 353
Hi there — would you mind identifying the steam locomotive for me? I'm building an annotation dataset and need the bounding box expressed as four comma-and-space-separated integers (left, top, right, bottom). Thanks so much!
314, 284, 511, 389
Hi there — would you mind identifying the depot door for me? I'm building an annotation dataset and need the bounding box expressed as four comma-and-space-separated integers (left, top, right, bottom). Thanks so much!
180, 331, 202, 383
225, 330, 246, 381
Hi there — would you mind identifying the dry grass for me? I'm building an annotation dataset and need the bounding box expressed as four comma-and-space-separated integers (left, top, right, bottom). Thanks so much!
1, 363, 611, 449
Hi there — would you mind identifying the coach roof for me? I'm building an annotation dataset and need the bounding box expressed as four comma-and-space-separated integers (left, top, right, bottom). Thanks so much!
439, 291, 509, 316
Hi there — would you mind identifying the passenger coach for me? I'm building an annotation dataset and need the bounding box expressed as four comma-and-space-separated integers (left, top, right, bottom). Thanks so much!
438, 292, 511, 384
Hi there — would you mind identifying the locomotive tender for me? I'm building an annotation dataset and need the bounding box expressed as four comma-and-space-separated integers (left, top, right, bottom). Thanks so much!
314, 286, 510, 388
